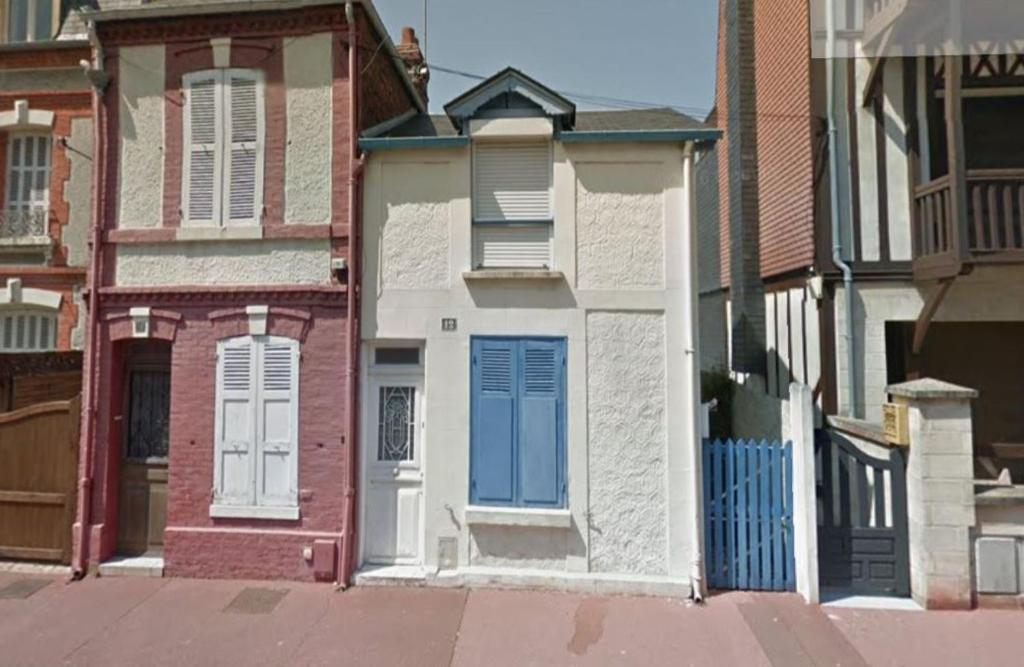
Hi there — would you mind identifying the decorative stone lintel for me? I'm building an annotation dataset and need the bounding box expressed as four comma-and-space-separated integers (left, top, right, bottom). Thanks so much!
887, 378, 979, 401
246, 305, 268, 336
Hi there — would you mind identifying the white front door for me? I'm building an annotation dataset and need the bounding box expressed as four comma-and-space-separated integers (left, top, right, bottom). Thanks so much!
363, 376, 424, 565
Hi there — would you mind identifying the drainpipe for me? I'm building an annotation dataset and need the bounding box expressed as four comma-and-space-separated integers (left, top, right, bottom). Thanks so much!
72, 21, 108, 579
338, 0, 362, 589
826, 0, 857, 417
681, 144, 706, 601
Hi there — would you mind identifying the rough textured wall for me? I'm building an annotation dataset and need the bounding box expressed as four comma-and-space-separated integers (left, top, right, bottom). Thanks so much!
586, 311, 667, 575
63, 117, 92, 268
117, 45, 165, 229
696, 146, 722, 294
379, 161, 450, 290
576, 163, 665, 290
753, 0, 815, 278
115, 240, 331, 286
284, 33, 332, 225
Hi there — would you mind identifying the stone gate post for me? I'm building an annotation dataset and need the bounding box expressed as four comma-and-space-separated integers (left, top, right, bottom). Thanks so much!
887, 379, 978, 610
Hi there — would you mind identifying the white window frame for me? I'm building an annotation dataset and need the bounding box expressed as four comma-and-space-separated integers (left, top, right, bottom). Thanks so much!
181, 69, 265, 228
3, 132, 50, 236
211, 334, 299, 520
0, 308, 57, 352
4, 0, 57, 44
471, 140, 554, 269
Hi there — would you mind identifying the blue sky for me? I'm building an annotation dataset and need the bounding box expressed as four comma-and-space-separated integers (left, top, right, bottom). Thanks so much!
374, 0, 718, 119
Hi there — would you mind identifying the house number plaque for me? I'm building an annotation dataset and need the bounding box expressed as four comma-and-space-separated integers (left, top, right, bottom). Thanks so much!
441, 318, 458, 332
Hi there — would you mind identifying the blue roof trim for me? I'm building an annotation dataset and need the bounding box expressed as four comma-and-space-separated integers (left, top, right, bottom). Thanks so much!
557, 129, 722, 144
359, 136, 470, 152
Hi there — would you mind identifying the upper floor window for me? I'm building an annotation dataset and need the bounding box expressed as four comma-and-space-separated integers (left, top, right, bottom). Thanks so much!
182, 69, 265, 228
0, 308, 56, 352
2, 133, 50, 238
5, 0, 54, 43
471, 141, 553, 269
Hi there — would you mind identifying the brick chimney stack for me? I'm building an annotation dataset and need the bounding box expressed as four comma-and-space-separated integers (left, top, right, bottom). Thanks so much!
397, 26, 429, 105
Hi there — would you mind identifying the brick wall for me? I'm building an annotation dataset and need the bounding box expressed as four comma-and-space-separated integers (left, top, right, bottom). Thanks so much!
358, 9, 419, 132
753, 0, 816, 279
721, 0, 766, 374
88, 299, 350, 581
0, 89, 91, 352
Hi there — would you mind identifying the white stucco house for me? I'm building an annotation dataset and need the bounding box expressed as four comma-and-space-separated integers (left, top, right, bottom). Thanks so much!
357, 68, 720, 595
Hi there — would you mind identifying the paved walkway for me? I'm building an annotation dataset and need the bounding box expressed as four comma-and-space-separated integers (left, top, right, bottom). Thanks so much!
0, 573, 1020, 666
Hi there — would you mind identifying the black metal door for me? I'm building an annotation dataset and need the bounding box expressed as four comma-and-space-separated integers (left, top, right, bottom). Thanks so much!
816, 430, 910, 597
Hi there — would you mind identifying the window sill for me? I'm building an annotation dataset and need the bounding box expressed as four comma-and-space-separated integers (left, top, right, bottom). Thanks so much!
0, 235, 50, 249
462, 269, 565, 283
465, 505, 571, 529
209, 504, 299, 521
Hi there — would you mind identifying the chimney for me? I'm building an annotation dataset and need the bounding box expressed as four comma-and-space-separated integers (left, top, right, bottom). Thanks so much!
396, 26, 429, 105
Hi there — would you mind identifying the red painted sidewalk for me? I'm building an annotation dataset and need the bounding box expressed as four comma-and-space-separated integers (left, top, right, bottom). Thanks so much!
0, 573, 1020, 666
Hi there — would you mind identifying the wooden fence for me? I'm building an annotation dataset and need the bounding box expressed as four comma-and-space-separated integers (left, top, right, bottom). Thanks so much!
703, 438, 795, 591
0, 395, 80, 563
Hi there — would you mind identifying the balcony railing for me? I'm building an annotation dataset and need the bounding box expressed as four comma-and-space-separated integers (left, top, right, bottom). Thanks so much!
913, 169, 1024, 271
0, 208, 48, 239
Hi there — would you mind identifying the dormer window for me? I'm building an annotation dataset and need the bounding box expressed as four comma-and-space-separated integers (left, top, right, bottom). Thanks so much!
471, 140, 553, 269
5, 0, 55, 43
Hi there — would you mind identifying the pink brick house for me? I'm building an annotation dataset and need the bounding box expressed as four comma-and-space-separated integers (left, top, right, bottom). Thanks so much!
70, 0, 424, 584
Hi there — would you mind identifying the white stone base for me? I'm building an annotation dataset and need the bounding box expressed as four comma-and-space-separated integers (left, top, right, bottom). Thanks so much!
354, 564, 692, 598
98, 555, 164, 578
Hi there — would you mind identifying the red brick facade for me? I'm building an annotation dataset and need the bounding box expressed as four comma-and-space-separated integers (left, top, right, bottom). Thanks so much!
77, 4, 418, 583
0, 86, 91, 351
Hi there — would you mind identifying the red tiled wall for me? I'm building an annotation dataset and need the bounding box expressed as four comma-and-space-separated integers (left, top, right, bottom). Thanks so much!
752, 0, 816, 279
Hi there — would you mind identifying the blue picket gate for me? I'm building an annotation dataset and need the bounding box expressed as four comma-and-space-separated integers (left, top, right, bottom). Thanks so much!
702, 439, 795, 591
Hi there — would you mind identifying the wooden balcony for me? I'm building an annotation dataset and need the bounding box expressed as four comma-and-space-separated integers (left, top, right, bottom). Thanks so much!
912, 169, 1024, 278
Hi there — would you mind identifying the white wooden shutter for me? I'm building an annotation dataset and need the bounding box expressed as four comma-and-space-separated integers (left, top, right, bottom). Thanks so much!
473, 141, 552, 221
474, 224, 552, 268
182, 72, 221, 226
224, 70, 264, 226
214, 338, 256, 506
256, 337, 298, 508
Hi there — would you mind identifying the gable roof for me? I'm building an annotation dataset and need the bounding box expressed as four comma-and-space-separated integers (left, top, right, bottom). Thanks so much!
359, 107, 720, 152
443, 67, 576, 130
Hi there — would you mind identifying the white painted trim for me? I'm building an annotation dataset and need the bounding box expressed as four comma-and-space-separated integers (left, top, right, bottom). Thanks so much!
0, 279, 61, 309
464, 506, 572, 529
209, 504, 299, 520
0, 101, 54, 130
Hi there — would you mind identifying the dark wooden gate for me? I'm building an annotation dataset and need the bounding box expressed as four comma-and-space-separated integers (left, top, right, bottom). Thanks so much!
703, 439, 795, 591
816, 430, 910, 597
0, 396, 80, 563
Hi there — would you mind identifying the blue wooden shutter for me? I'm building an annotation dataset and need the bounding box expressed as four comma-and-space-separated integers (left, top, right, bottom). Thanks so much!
517, 340, 565, 507
470, 339, 517, 505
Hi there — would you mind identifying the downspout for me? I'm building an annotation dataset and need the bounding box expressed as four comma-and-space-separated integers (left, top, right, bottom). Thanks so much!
338, 0, 362, 588
826, 0, 857, 417
682, 144, 706, 601
72, 21, 108, 579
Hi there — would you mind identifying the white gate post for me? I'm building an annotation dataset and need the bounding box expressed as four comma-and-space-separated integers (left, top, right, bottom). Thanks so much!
788, 382, 819, 604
